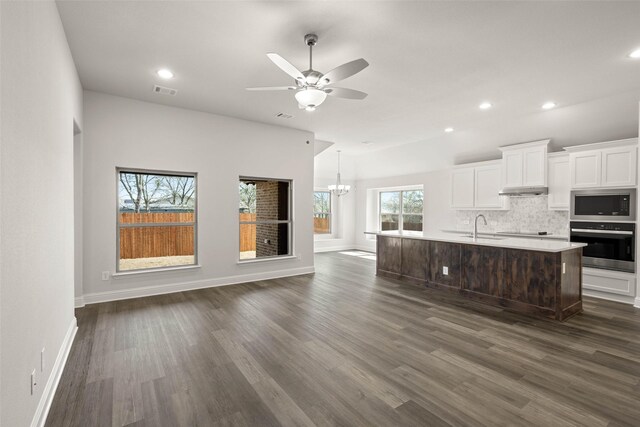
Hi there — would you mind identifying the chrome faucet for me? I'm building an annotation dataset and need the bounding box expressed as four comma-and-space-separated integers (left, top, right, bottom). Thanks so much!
473, 214, 487, 240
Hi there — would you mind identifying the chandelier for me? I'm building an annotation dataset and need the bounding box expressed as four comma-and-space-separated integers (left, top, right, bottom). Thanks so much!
328, 150, 350, 197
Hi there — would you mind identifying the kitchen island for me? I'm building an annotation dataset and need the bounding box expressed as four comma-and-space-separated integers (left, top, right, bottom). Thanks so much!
367, 231, 587, 321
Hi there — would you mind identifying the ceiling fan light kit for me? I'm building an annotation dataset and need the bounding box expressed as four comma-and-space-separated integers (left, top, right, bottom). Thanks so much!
247, 33, 369, 111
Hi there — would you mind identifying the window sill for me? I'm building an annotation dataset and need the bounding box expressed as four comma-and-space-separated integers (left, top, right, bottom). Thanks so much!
112, 264, 201, 278
237, 255, 298, 265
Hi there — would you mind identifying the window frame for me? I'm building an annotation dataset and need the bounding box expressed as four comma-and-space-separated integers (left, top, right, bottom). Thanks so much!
379, 189, 424, 232
313, 190, 332, 235
116, 167, 198, 273
238, 176, 293, 262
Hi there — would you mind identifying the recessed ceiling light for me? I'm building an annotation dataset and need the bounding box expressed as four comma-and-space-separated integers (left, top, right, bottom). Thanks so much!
444, 127, 454, 133
479, 102, 492, 110
157, 69, 174, 79
542, 102, 557, 110
629, 48, 640, 59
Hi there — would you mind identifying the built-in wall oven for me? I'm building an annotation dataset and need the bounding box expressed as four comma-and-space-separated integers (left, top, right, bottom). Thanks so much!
570, 222, 635, 273
571, 188, 636, 221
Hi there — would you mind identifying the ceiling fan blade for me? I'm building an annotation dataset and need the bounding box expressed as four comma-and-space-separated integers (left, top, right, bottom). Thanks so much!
324, 87, 368, 100
266, 53, 306, 82
246, 86, 297, 91
319, 58, 369, 86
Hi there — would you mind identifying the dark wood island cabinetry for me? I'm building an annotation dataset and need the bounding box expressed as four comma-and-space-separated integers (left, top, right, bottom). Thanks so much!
374, 233, 585, 321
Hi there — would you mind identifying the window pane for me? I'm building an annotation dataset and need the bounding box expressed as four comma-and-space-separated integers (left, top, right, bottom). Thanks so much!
241, 223, 291, 259
239, 181, 257, 214
314, 191, 330, 213
403, 214, 423, 231
380, 191, 401, 213
403, 190, 424, 214
239, 177, 292, 261
314, 213, 331, 234
241, 179, 290, 221
119, 225, 195, 271
381, 214, 399, 231
239, 223, 256, 259
119, 172, 195, 216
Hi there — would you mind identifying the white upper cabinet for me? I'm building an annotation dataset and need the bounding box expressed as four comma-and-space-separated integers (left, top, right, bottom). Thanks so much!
523, 146, 546, 186
450, 167, 475, 208
499, 140, 549, 188
567, 139, 637, 189
571, 151, 601, 188
474, 163, 503, 208
547, 153, 570, 210
601, 146, 637, 187
451, 161, 508, 210
502, 151, 523, 187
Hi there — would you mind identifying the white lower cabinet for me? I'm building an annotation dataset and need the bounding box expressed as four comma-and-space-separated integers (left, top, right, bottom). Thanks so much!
582, 267, 636, 297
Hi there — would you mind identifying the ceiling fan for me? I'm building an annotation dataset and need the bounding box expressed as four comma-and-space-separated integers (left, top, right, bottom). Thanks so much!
246, 34, 369, 111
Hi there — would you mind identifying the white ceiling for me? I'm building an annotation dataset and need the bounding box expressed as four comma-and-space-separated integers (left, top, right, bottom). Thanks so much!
56, 1, 640, 161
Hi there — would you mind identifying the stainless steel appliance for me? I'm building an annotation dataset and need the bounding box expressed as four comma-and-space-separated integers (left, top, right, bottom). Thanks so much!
570, 222, 635, 272
570, 188, 636, 221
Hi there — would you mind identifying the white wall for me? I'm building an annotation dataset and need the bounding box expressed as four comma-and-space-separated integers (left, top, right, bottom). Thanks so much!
1, 1, 83, 426
81, 91, 315, 302
354, 169, 454, 252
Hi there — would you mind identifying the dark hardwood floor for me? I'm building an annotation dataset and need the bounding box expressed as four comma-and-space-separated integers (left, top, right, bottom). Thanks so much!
46, 251, 640, 426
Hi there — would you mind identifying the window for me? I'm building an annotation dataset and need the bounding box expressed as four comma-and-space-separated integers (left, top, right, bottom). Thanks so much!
314, 191, 331, 234
239, 177, 292, 260
380, 189, 423, 231
117, 169, 197, 272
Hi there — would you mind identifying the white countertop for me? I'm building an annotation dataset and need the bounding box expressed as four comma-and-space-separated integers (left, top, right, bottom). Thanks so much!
365, 230, 586, 253
441, 229, 569, 241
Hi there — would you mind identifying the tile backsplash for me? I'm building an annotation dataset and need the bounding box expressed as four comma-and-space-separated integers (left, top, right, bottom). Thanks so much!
455, 196, 569, 236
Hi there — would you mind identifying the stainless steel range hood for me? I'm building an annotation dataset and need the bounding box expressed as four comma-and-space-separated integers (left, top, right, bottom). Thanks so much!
498, 186, 548, 197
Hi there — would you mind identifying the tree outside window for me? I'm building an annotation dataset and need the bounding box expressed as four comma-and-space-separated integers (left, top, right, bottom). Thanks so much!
314, 191, 331, 234
117, 169, 197, 272
380, 189, 423, 231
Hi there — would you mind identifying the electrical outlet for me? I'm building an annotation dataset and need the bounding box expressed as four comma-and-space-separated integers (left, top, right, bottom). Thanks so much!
30, 369, 37, 395
41, 348, 45, 372
101, 271, 110, 281
443, 266, 449, 275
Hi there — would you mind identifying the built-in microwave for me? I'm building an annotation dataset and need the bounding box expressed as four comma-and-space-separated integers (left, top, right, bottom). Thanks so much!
570, 189, 636, 222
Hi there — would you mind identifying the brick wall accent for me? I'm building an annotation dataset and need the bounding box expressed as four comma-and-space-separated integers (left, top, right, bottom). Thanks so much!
255, 180, 290, 257
256, 181, 279, 257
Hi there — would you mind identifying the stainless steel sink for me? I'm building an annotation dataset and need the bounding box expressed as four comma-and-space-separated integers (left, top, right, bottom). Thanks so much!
460, 235, 506, 241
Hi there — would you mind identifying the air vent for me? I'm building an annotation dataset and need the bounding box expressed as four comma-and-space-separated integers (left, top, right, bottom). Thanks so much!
153, 85, 177, 96
275, 112, 293, 119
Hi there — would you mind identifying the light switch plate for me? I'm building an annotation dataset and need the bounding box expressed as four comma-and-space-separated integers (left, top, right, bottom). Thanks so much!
443, 266, 449, 275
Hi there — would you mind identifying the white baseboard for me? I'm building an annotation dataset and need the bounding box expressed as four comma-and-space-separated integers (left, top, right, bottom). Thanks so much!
31, 317, 78, 427
74, 296, 85, 308
314, 245, 356, 253
81, 266, 315, 305
583, 289, 636, 305
354, 244, 376, 253
635, 297, 640, 308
